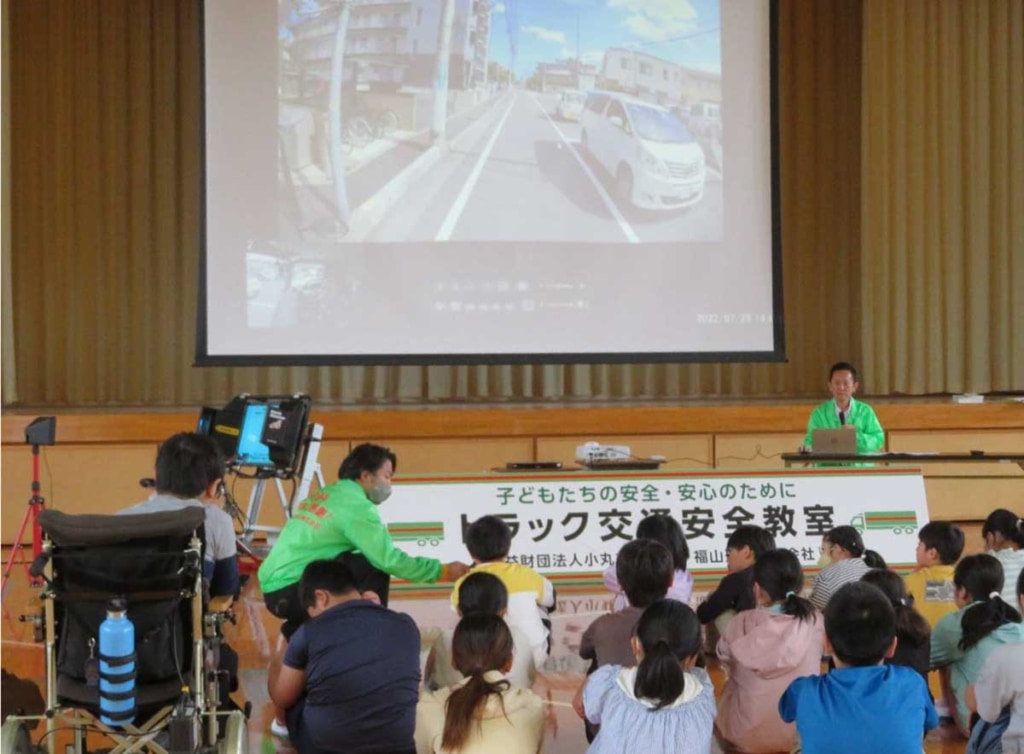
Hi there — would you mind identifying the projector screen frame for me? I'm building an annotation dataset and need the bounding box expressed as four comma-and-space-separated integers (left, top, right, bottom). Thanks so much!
195, 0, 784, 368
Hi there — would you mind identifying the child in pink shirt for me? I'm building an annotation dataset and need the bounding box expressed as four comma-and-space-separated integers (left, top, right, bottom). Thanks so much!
716, 549, 824, 753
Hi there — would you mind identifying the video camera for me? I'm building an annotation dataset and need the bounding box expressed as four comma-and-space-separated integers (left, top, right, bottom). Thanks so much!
197, 394, 312, 476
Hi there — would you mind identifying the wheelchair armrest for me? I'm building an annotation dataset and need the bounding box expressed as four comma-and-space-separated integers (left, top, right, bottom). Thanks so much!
208, 595, 234, 614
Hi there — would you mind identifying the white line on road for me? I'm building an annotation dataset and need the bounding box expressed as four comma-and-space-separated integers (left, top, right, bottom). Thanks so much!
528, 94, 639, 244
435, 94, 519, 242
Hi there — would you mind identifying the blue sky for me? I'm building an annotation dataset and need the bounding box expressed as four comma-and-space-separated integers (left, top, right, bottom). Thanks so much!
487, 0, 721, 78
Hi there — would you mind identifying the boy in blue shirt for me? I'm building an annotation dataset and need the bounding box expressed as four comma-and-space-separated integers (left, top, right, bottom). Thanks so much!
779, 581, 938, 754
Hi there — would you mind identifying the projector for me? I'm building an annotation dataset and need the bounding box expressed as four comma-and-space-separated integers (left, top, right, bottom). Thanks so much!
576, 441, 632, 464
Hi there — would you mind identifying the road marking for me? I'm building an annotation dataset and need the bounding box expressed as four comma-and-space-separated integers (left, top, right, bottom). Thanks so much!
435, 94, 518, 241
528, 94, 639, 244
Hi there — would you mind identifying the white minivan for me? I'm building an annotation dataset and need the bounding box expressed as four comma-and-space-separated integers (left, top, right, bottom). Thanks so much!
580, 91, 705, 210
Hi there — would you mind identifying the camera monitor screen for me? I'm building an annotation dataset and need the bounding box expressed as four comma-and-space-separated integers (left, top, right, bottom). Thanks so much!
236, 403, 274, 467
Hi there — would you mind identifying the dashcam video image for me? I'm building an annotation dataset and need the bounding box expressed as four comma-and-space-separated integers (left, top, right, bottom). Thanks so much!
274, 0, 722, 246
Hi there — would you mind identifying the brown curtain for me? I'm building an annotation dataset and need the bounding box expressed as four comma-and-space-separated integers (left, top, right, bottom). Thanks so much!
861, 0, 1024, 393
2, 0, 16, 404
4, 0, 953, 407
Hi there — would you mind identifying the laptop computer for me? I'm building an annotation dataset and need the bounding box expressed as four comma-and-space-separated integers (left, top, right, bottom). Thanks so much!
811, 428, 858, 454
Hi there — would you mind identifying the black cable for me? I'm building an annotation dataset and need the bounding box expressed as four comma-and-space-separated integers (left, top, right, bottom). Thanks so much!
43, 446, 56, 509
716, 444, 786, 464
34, 724, 118, 748
655, 456, 714, 467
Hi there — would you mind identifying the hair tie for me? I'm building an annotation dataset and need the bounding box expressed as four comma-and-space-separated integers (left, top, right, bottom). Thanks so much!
989, 591, 1002, 601
785, 591, 796, 599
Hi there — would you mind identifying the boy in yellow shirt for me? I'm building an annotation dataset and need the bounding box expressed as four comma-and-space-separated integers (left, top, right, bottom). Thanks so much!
903, 521, 965, 628
904, 520, 965, 713
452, 516, 556, 668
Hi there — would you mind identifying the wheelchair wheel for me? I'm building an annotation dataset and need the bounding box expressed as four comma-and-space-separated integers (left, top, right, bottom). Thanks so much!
0, 720, 34, 754
217, 711, 248, 754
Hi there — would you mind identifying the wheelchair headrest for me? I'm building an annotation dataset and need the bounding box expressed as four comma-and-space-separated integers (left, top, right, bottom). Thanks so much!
38, 508, 206, 547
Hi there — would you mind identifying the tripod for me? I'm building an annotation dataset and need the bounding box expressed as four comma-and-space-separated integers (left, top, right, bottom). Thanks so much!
1, 444, 47, 597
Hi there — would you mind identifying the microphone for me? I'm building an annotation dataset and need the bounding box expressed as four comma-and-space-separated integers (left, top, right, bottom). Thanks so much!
839, 411, 846, 426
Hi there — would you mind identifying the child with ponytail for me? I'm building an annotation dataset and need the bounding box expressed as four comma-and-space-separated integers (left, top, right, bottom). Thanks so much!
930, 553, 1024, 735
965, 568, 1024, 754
716, 549, 824, 753
415, 615, 544, 754
861, 568, 931, 681
572, 600, 715, 753
982, 508, 1024, 604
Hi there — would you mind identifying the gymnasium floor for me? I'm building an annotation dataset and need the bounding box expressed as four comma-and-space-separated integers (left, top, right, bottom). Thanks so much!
1, 575, 968, 753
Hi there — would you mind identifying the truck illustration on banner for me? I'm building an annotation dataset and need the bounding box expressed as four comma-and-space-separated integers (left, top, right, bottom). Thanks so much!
388, 521, 445, 547
850, 511, 919, 535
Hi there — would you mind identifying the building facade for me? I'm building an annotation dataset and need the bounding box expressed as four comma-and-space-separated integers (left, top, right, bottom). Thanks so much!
601, 48, 721, 108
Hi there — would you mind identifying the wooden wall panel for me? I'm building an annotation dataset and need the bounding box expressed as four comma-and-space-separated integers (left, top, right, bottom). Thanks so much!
922, 479, 1023, 521
383, 438, 535, 474
1, 443, 155, 540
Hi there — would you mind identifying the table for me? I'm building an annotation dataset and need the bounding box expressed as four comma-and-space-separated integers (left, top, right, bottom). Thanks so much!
781, 452, 1024, 470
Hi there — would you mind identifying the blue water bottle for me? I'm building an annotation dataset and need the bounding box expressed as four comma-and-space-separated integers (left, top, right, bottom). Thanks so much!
99, 597, 136, 727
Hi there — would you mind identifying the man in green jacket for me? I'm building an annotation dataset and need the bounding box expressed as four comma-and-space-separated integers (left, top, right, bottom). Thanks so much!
259, 442, 469, 639
801, 361, 885, 453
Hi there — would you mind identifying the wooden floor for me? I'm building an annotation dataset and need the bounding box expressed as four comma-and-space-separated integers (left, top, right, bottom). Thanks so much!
1, 574, 968, 753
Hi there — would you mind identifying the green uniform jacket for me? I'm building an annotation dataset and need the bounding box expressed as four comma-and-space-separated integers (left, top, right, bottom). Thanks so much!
258, 479, 442, 594
803, 397, 885, 452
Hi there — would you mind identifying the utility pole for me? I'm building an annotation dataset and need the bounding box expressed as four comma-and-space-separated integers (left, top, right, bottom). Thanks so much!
328, 1, 353, 229
432, 0, 456, 145
575, 12, 582, 88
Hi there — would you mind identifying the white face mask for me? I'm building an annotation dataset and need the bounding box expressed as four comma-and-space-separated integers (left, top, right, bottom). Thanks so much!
817, 551, 832, 569
367, 480, 392, 505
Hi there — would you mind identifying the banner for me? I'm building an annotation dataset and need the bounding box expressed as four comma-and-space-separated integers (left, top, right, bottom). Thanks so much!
381, 467, 930, 591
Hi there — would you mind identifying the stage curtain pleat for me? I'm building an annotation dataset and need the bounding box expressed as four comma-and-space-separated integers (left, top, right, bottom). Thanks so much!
2, 0, 16, 404
861, 0, 1024, 394
5, 0, 945, 406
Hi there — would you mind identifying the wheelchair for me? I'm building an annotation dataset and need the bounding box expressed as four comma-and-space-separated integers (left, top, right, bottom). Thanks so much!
1, 508, 248, 754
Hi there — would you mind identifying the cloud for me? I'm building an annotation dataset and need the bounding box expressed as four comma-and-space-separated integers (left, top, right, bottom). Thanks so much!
607, 0, 700, 41
492, 2, 505, 14
522, 25, 567, 44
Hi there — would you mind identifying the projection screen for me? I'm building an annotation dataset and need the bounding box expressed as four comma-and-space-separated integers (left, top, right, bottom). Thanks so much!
198, 0, 782, 365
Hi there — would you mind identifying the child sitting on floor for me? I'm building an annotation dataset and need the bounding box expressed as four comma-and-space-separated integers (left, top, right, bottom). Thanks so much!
903, 520, 965, 629
424, 571, 535, 690
861, 568, 931, 681
696, 525, 776, 641
579, 538, 674, 743
574, 600, 715, 754
452, 515, 555, 668
982, 509, 1024, 605
415, 614, 545, 754
581, 538, 674, 671
930, 553, 1024, 735
716, 548, 824, 753
965, 567, 1024, 754
603, 514, 693, 611
779, 581, 938, 754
